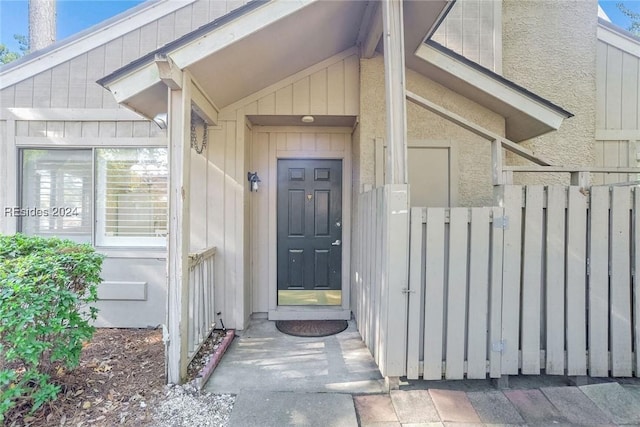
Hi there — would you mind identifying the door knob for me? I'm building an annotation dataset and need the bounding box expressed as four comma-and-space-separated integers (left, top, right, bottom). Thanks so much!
331, 239, 341, 246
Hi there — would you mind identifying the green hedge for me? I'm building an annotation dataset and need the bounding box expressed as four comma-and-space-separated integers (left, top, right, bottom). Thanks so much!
0, 234, 103, 420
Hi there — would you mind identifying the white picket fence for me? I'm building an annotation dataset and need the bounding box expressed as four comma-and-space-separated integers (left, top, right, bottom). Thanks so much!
355, 185, 640, 379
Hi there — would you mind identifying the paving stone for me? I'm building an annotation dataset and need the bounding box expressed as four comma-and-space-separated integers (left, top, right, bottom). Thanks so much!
467, 390, 525, 425
401, 423, 444, 427
428, 389, 481, 424
503, 389, 567, 424
354, 394, 398, 424
228, 391, 357, 427
580, 382, 640, 425
360, 422, 400, 427
541, 386, 612, 425
390, 390, 440, 423
621, 384, 640, 404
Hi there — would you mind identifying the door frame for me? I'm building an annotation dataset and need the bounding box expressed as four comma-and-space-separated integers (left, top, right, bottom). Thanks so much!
265, 126, 352, 320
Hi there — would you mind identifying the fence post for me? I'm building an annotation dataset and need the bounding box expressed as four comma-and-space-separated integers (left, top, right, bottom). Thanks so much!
379, 184, 410, 379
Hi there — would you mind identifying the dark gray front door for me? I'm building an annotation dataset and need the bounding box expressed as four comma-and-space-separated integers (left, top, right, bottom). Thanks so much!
277, 159, 342, 306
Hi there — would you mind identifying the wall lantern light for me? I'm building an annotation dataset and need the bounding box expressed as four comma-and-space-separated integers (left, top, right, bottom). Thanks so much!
247, 172, 261, 192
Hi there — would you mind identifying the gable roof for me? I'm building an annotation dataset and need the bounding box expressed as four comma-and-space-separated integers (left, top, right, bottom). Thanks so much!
0, 0, 197, 90
597, 17, 640, 58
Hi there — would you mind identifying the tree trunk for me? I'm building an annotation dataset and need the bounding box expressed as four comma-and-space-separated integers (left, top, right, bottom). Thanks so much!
29, 0, 56, 52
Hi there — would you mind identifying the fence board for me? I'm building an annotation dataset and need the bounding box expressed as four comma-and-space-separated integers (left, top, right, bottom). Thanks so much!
407, 208, 425, 379
374, 187, 384, 363
634, 187, 640, 377
423, 208, 446, 379
501, 186, 523, 374
521, 185, 544, 374
589, 186, 610, 377
610, 186, 632, 376
546, 186, 567, 374
566, 187, 588, 375
488, 207, 504, 378
445, 208, 469, 379
467, 208, 491, 378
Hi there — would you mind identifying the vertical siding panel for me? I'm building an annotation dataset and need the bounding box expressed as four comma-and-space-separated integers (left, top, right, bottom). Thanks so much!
275, 85, 293, 115
103, 38, 123, 106
423, 208, 446, 379
28, 121, 45, 137
173, 6, 194, 39
467, 207, 491, 379
606, 46, 623, 129
243, 102, 257, 116
566, 187, 588, 376
589, 186, 610, 376
300, 132, 315, 151
634, 188, 640, 377
327, 61, 345, 115
594, 140, 605, 186
488, 206, 504, 378
46, 122, 64, 137
521, 185, 544, 374
344, 54, 359, 115
621, 53, 639, 130
0, 87, 15, 109
501, 185, 523, 374
82, 122, 99, 137
445, 208, 469, 379
14, 78, 34, 108
121, 30, 141, 67
286, 132, 301, 151
610, 186, 632, 377
16, 121, 29, 137
139, 20, 159, 55
276, 132, 287, 151
86, 45, 106, 108
133, 121, 152, 137
406, 208, 424, 380
156, 13, 176, 47
546, 186, 566, 375
191, 0, 210, 30
310, 68, 328, 115
292, 77, 310, 115
596, 42, 607, 130
209, 0, 226, 21
64, 122, 82, 137
330, 133, 345, 151
603, 141, 621, 184
99, 122, 116, 137
224, 120, 237, 326
32, 70, 52, 108
116, 122, 133, 138
257, 93, 275, 115
316, 133, 331, 151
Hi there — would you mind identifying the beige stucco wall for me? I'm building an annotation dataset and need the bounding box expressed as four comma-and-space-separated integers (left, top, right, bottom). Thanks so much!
358, 54, 505, 207
502, 0, 597, 181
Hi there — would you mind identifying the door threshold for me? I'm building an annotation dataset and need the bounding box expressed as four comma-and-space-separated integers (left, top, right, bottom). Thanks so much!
268, 308, 351, 321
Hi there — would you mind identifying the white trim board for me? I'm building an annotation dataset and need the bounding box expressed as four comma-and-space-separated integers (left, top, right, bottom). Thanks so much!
0, 0, 197, 90
15, 137, 167, 147
1, 108, 148, 121
598, 24, 640, 58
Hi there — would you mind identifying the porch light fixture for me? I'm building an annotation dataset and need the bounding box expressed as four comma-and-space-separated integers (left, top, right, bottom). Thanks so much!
301, 115, 315, 123
247, 172, 261, 192
153, 113, 168, 129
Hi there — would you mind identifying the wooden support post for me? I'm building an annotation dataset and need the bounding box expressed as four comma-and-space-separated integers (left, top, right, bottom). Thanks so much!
382, 0, 408, 184
166, 76, 192, 384
570, 171, 591, 189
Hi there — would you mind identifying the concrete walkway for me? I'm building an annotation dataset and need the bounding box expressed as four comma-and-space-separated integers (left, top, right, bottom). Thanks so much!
204, 320, 640, 426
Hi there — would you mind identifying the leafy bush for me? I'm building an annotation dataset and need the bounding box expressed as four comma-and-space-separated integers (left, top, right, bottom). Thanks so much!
0, 234, 103, 420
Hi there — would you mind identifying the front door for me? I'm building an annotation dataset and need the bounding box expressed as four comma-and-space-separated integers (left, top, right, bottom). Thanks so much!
277, 159, 342, 306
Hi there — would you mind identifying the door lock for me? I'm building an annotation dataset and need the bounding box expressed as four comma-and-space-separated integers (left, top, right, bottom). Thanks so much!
331, 239, 342, 246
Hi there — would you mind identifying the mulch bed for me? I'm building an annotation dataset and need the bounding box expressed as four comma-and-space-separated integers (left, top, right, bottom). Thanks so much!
3, 328, 227, 426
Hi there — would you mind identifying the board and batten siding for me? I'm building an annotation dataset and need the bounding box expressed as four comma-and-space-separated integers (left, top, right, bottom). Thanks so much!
431, 0, 502, 73
594, 38, 640, 184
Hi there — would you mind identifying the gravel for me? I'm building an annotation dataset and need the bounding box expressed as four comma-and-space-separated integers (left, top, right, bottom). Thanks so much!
153, 383, 236, 427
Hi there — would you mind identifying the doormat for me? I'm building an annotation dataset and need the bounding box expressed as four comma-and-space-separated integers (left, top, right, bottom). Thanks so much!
275, 320, 348, 337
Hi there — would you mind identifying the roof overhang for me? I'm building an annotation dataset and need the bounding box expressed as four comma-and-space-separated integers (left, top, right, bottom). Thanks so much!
597, 18, 640, 57
410, 42, 573, 142
98, 0, 571, 142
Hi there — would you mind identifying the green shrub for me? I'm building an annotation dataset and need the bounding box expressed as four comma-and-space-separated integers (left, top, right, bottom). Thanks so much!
0, 234, 103, 421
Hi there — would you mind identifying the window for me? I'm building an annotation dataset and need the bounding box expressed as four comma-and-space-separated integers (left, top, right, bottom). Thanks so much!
21, 149, 93, 243
96, 148, 168, 246
20, 147, 168, 247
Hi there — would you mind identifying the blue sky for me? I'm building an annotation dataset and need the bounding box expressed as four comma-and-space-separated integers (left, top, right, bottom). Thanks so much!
0, 0, 639, 53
